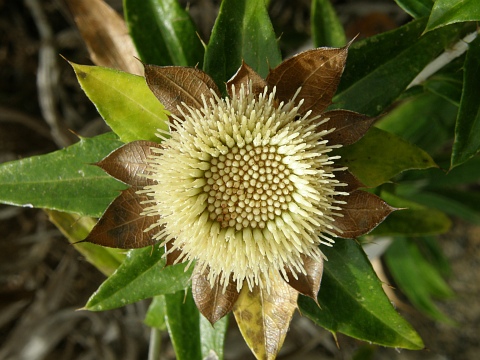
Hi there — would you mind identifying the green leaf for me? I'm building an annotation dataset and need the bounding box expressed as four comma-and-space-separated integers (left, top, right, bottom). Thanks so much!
71, 63, 169, 143
371, 192, 452, 236
164, 290, 202, 360
47, 210, 125, 276
430, 188, 480, 214
451, 35, 480, 168
397, 155, 480, 188
335, 127, 437, 187
399, 190, 480, 225
394, 0, 434, 18
84, 244, 192, 311
336, 18, 425, 95
419, 236, 451, 276
298, 240, 424, 349
311, 0, 346, 47
203, 0, 281, 94
352, 344, 376, 360
375, 92, 457, 155
0, 132, 125, 217
124, 0, 203, 67
425, 0, 480, 32
441, 155, 480, 185
145, 295, 167, 330
200, 314, 228, 360
162, 290, 228, 360
332, 19, 473, 116
424, 73, 463, 106
385, 237, 454, 323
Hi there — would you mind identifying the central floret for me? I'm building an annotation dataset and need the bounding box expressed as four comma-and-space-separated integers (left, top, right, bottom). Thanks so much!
205, 144, 293, 230
143, 84, 346, 291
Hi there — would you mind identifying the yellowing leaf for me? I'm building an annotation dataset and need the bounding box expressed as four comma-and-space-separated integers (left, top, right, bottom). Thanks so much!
233, 271, 298, 360
71, 63, 169, 143
47, 210, 125, 276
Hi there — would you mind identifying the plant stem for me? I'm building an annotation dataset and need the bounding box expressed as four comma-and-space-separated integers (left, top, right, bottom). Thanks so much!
407, 31, 478, 89
148, 327, 162, 360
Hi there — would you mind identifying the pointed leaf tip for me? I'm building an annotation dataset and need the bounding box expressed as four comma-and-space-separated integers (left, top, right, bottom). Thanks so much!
227, 61, 267, 98
284, 255, 323, 303
84, 187, 158, 249
192, 265, 239, 325
319, 110, 376, 146
144, 64, 220, 120
71, 64, 168, 143
267, 45, 349, 117
334, 190, 396, 238
233, 271, 298, 360
96, 140, 162, 186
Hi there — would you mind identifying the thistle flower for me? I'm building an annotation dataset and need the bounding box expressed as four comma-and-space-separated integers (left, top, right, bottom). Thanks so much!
143, 79, 348, 293
86, 45, 394, 359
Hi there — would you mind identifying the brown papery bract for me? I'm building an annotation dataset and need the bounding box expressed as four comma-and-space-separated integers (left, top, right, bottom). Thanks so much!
144, 64, 220, 121
333, 190, 396, 239
227, 61, 268, 97
82, 141, 163, 248
192, 266, 240, 325
266, 45, 349, 117
82, 187, 158, 248
284, 254, 323, 304
318, 110, 377, 146
96, 140, 163, 187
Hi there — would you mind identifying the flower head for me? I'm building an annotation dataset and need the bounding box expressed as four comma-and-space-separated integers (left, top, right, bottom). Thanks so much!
86, 45, 394, 358
143, 82, 347, 292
